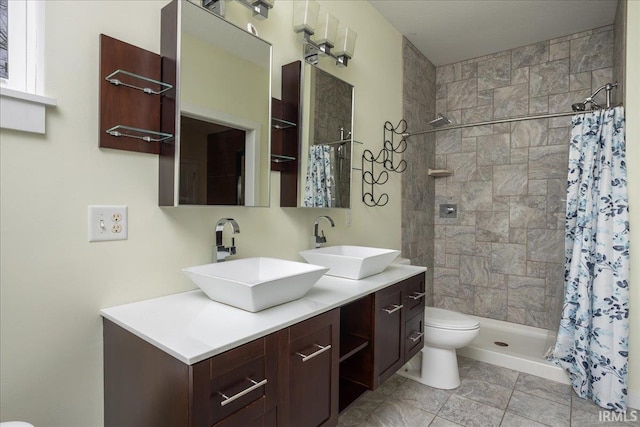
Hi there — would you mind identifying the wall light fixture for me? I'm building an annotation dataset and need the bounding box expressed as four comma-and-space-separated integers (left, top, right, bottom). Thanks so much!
203, 0, 275, 20
292, 0, 356, 67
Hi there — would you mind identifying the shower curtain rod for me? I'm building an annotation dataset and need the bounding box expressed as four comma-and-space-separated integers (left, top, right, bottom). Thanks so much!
403, 106, 621, 137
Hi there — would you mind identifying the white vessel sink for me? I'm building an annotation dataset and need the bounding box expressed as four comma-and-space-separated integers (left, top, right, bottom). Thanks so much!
182, 258, 329, 312
299, 246, 401, 280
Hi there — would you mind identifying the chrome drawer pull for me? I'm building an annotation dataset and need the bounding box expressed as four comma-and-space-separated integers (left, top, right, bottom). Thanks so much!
407, 292, 426, 300
296, 343, 332, 362
219, 377, 268, 407
409, 332, 424, 342
382, 304, 403, 314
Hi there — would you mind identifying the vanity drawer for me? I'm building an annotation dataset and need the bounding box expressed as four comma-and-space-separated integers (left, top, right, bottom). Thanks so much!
192, 333, 279, 427
404, 311, 425, 362
404, 274, 426, 321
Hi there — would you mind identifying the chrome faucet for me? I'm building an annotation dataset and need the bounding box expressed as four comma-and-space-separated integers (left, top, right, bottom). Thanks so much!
215, 218, 240, 262
313, 215, 335, 248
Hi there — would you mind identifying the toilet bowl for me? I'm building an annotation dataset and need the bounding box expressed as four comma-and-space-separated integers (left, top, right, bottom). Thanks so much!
398, 307, 479, 389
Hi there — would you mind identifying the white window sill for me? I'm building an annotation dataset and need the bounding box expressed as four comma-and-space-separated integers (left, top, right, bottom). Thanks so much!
0, 87, 57, 134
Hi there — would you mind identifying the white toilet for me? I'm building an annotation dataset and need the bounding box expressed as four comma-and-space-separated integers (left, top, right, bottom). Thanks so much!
399, 307, 480, 389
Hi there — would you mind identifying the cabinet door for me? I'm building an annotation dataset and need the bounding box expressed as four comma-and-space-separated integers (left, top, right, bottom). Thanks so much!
281, 309, 339, 427
374, 282, 405, 387
192, 334, 278, 427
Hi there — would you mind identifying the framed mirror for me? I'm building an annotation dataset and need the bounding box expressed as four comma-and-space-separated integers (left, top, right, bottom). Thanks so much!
298, 64, 354, 208
160, 0, 272, 207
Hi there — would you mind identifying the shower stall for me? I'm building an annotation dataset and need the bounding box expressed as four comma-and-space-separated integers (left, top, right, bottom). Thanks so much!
401, 10, 626, 378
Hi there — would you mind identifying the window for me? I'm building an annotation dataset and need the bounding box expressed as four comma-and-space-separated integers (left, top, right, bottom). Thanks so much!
0, 0, 55, 134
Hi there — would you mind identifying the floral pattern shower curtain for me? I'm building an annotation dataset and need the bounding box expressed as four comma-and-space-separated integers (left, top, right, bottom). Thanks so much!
304, 144, 335, 207
549, 106, 629, 412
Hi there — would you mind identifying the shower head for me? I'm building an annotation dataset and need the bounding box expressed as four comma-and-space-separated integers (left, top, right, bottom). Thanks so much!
571, 102, 586, 112
429, 114, 452, 127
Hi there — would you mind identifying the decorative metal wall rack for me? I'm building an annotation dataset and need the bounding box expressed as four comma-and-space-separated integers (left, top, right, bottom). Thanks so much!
361, 120, 407, 207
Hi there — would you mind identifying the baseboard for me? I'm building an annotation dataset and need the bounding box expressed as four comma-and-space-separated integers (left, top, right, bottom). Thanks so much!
629, 390, 640, 410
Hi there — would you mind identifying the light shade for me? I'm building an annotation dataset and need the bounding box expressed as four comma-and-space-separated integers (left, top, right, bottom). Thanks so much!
315, 13, 338, 47
293, 0, 319, 34
334, 26, 357, 58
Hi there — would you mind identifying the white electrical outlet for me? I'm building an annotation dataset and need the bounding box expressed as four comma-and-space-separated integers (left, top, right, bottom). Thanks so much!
88, 205, 128, 242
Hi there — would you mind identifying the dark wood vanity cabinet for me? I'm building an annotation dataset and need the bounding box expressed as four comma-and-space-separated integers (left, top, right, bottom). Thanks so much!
279, 309, 340, 427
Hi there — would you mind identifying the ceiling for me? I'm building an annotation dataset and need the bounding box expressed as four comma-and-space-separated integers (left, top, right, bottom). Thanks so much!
370, 0, 618, 66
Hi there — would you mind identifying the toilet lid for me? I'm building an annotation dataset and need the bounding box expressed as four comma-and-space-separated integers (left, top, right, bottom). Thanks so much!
425, 307, 480, 330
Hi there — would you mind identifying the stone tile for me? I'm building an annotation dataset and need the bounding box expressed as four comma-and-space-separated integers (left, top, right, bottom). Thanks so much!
438, 394, 504, 427
366, 399, 435, 427
508, 276, 546, 310
530, 59, 570, 96
436, 129, 462, 154
529, 96, 549, 114
436, 64, 456, 85
476, 211, 509, 243
528, 179, 547, 195
460, 255, 491, 286
493, 122, 511, 134
549, 40, 570, 61
462, 125, 493, 138
435, 239, 446, 266
513, 42, 549, 68
526, 309, 554, 329
466, 361, 520, 389
436, 83, 447, 100
570, 71, 592, 91
461, 181, 493, 211
569, 394, 640, 426
474, 287, 507, 320
509, 228, 527, 245
547, 179, 567, 213
436, 98, 447, 116
508, 307, 527, 324
491, 243, 526, 275
445, 254, 460, 269
447, 152, 477, 182
548, 127, 570, 146
461, 62, 477, 80
570, 30, 614, 73
474, 165, 494, 182
512, 67, 530, 85
511, 119, 548, 147
548, 89, 591, 114
429, 417, 463, 427
527, 261, 547, 278
478, 52, 511, 91
445, 226, 477, 255
546, 262, 565, 297
493, 164, 528, 196
477, 134, 510, 165
489, 273, 507, 289
477, 89, 494, 107
493, 196, 510, 212
435, 295, 474, 315
507, 390, 570, 426
592, 67, 614, 95
529, 145, 569, 180
434, 267, 460, 295
510, 195, 547, 228
494, 84, 529, 119
527, 229, 564, 262
447, 78, 477, 110
462, 105, 493, 124
515, 373, 573, 405
388, 379, 451, 414
501, 412, 548, 426
461, 137, 477, 152
454, 377, 512, 409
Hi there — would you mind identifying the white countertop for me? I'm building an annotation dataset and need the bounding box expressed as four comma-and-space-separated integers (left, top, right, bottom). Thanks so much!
100, 264, 426, 365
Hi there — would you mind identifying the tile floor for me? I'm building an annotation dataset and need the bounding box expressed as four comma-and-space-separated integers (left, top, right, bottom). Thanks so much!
338, 357, 640, 427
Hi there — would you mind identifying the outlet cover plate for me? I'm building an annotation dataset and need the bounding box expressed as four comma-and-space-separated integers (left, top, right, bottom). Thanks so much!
88, 205, 128, 242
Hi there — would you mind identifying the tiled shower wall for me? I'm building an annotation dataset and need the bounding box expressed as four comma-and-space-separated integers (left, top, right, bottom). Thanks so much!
402, 38, 436, 306
431, 25, 616, 330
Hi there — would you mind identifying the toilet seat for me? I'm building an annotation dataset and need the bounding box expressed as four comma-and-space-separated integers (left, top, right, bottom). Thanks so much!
425, 307, 480, 330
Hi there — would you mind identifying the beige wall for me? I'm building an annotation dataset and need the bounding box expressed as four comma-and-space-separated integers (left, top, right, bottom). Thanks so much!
0, 1, 403, 425
625, 0, 639, 408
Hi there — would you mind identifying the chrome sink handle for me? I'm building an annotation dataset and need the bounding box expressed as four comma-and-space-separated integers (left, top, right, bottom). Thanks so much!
313, 215, 335, 248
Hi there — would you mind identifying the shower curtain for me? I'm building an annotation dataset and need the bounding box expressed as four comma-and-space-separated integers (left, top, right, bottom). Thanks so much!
549, 106, 629, 412
304, 144, 335, 207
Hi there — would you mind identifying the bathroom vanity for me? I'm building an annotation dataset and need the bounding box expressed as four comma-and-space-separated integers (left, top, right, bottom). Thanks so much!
101, 264, 426, 427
